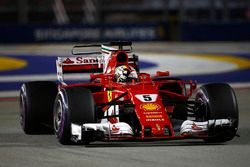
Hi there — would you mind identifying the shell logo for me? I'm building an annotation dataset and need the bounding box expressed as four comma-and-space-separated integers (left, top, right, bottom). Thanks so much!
140, 103, 161, 111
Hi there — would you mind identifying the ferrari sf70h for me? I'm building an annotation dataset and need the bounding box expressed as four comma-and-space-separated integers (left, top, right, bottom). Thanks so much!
20, 42, 239, 145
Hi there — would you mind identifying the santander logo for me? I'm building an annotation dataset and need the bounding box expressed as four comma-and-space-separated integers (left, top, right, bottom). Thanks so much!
63, 58, 74, 64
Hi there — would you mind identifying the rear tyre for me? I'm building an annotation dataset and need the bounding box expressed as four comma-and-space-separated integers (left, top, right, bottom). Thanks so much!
20, 81, 58, 134
195, 83, 239, 142
54, 87, 96, 145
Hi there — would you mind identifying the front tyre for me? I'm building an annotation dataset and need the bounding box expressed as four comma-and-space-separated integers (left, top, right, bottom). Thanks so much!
195, 83, 239, 143
54, 87, 96, 145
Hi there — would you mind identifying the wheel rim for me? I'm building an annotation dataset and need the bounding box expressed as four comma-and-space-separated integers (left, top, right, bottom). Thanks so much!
20, 93, 26, 129
195, 97, 208, 121
54, 100, 63, 134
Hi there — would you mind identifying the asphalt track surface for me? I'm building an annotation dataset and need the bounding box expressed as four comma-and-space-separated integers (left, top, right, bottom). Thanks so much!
0, 89, 249, 167
0, 42, 250, 167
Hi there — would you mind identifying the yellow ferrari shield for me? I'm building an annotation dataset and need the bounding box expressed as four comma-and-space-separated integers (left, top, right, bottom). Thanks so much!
107, 90, 112, 102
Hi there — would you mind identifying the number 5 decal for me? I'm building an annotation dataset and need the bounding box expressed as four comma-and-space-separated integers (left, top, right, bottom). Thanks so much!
142, 95, 152, 101
135, 94, 157, 102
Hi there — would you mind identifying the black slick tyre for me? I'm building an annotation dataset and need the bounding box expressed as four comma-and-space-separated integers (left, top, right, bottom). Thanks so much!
20, 81, 58, 134
195, 83, 239, 143
53, 87, 96, 145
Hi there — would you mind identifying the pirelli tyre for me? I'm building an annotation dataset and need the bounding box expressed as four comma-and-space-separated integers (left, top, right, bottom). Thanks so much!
195, 83, 239, 143
20, 81, 58, 134
53, 87, 96, 145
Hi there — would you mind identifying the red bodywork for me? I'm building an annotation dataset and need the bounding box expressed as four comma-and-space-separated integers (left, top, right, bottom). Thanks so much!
58, 45, 197, 141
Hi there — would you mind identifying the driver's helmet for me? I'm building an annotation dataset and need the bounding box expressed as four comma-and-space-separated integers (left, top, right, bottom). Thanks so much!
114, 65, 138, 82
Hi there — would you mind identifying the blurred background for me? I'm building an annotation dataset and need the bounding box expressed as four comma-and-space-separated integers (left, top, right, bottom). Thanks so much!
1, 3, 250, 167
0, 0, 250, 42
1, 0, 250, 95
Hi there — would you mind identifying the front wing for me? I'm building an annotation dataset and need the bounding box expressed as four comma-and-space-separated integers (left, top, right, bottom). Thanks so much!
70, 119, 233, 143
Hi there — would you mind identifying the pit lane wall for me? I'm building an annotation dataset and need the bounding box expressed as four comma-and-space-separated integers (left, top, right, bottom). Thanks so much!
0, 22, 250, 43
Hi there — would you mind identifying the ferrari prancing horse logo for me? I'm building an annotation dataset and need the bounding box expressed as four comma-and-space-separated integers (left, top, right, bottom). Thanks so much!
107, 90, 112, 102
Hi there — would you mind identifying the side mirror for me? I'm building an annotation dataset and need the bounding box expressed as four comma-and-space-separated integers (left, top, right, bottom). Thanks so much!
155, 71, 170, 77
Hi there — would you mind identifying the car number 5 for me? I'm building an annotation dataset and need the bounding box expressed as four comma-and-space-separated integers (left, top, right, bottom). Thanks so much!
135, 94, 157, 102
143, 95, 152, 101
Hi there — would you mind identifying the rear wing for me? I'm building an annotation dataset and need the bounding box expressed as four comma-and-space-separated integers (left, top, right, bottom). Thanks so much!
71, 41, 132, 55
56, 55, 104, 84
57, 56, 103, 74
56, 41, 138, 84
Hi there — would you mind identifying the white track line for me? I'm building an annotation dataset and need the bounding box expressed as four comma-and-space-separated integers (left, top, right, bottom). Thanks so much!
0, 91, 20, 98
0, 74, 90, 82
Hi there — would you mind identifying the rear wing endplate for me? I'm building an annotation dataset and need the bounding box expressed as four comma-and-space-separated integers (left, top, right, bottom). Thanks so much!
56, 56, 103, 84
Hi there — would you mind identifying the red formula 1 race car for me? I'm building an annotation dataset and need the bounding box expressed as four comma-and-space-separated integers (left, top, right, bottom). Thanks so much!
20, 42, 239, 145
